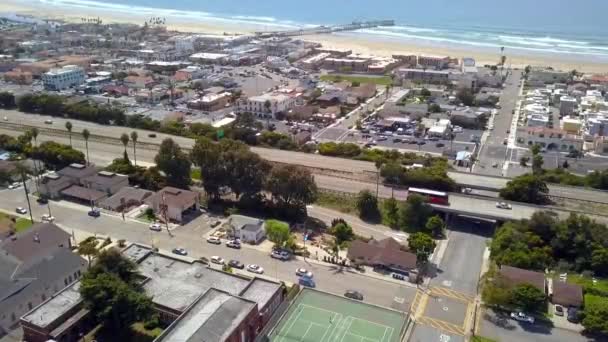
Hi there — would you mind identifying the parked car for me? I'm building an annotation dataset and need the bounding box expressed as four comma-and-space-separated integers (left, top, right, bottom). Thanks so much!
172, 248, 187, 256
148, 133, 157, 138
496, 202, 512, 210
210, 255, 225, 264
392, 273, 406, 280
88, 208, 101, 217
271, 250, 290, 260
228, 259, 244, 269
567, 308, 581, 323
392, 138, 401, 143
377, 137, 387, 142
510, 312, 535, 324
41, 214, 55, 222
206, 236, 221, 244
296, 268, 313, 278
36, 196, 49, 204
344, 290, 364, 301
435, 142, 445, 148
8, 182, 21, 190
149, 223, 162, 231
247, 264, 264, 274
226, 240, 241, 249
15, 207, 27, 214
555, 305, 564, 316
44, 119, 53, 125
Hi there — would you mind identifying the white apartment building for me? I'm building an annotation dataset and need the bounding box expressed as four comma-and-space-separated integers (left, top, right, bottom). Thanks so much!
527, 114, 550, 127
42, 65, 85, 91
528, 67, 570, 85
173, 35, 196, 53
584, 113, 608, 136
237, 93, 296, 119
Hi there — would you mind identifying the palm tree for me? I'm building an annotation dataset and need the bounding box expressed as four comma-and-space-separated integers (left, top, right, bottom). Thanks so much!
82, 129, 90, 165
120, 133, 129, 157
130, 131, 138, 166
65, 121, 73, 147
29, 128, 40, 192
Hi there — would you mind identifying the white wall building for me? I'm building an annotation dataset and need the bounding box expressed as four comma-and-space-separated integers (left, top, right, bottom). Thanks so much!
237, 93, 296, 118
173, 35, 197, 53
42, 65, 86, 91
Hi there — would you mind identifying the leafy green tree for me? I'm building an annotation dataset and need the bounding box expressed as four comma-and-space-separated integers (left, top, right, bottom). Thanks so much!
499, 174, 549, 204
407, 232, 436, 264
582, 296, 608, 336
481, 271, 513, 308
519, 156, 529, 167
382, 197, 400, 229
154, 138, 191, 189
191, 137, 224, 198
398, 194, 433, 232
78, 238, 98, 266
532, 154, 544, 175
591, 248, 608, 276
420, 88, 431, 97
65, 121, 73, 147
224, 149, 270, 199
330, 222, 354, 246
32, 141, 85, 170
425, 215, 446, 238
511, 284, 546, 313
489, 220, 552, 270
266, 164, 317, 210
0, 91, 16, 108
355, 190, 380, 221
265, 219, 292, 249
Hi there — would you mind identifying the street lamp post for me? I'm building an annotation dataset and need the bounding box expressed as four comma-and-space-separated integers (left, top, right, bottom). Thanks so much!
20, 171, 34, 223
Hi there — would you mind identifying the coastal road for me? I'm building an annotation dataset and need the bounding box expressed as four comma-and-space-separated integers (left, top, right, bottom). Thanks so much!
0, 186, 417, 312
474, 70, 522, 176
1, 109, 608, 207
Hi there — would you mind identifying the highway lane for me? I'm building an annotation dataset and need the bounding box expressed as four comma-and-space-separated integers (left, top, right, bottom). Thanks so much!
1, 108, 607, 205
0, 186, 417, 312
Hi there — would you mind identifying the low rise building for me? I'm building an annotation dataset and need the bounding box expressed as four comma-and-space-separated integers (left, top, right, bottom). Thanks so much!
300, 52, 330, 69
42, 65, 86, 91
83, 171, 129, 196
226, 215, 266, 244
3, 68, 33, 84
347, 238, 418, 282
528, 67, 570, 85
560, 96, 578, 116
187, 92, 231, 111
99, 186, 153, 212
551, 281, 583, 308
499, 265, 546, 293
561, 116, 582, 134
174, 66, 207, 81
145, 187, 200, 224
57, 163, 97, 186
189, 52, 229, 65
417, 54, 450, 69
237, 92, 296, 119
521, 127, 584, 151
593, 136, 608, 154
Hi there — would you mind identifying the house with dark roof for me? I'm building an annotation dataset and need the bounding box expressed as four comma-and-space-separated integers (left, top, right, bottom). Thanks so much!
83, 171, 129, 196
100, 187, 153, 212
0, 223, 86, 334
551, 281, 583, 308
498, 265, 546, 293
347, 237, 418, 282
56, 163, 97, 186
145, 187, 200, 224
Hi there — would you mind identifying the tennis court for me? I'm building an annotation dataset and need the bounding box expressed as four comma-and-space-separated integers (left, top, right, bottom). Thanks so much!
269, 289, 407, 342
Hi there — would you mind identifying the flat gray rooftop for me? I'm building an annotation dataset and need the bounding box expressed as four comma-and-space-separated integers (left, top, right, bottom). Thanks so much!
157, 288, 256, 342
21, 281, 81, 328
138, 253, 251, 312
122, 243, 152, 263
240, 277, 281, 310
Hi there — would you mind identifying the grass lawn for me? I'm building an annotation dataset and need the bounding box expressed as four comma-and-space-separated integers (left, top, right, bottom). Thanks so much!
584, 294, 607, 308
315, 191, 357, 215
319, 74, 392, 86
471, 336, 497, 342
83, 323, 162, 342
568, 274, 608, 294
15, 218, 33, 232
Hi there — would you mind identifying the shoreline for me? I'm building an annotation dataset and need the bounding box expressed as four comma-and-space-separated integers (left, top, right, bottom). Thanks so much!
1, 1, 608, 73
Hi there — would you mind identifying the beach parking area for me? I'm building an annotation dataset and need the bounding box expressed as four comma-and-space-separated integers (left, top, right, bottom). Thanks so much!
268, 289, 408, 342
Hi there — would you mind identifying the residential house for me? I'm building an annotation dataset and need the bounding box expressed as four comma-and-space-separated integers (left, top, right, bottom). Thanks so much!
0, 223, 86, 333
145, 187, 200, 224
450, 107, 486, 129
123, 75, 156, 89
347, 238, 418, 282
498, 265, 546, 293
100, 187, 153, 212
60, 185, 108, 206
56, 163, 97, 186
83, 171, 129, 196
39, 173, 74, 199
551, 281, 583, 308
316, 92, 347, 107
417, 55, 450, 69
227, 215, 266, 244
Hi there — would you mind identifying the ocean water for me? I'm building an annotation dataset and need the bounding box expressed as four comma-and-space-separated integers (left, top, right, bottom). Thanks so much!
31, 0, 608, 61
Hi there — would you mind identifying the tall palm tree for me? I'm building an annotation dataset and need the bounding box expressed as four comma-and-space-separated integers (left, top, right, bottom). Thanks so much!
29, 128, 40, 192
65, 121, 73, 147
120, 133, 129, 158
130, 131, 138, 166
82, 129, 90, 165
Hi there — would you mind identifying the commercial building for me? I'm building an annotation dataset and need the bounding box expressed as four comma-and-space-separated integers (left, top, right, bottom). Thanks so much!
1, 223, 85, 333
145, 186, 200, 224
347, 237, 418, 282
559, 96, 578, 116
300, 52, 330, 69
397, 68, 451, 84
521, 127, 584, 151
237, 92, 296, 119
189, 52, 229, 65
417, 54, 450, 69
20, 244, 285, 342
42, 65, 86, 91
187, 92, 231, 111
174, 66, 207, 81
561, 116, 582, 134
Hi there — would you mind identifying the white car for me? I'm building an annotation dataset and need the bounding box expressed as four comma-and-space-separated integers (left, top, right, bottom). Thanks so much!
41, 214, 55, 222
511, 312, 535, 324
496, 202, 512, 210
296, 268, 313, 278
206, 236, 221, 244
247, 264, 264, 274
8, 182, 21, 190
271, 250, 290, 261
15, 207, 27, 214
210, 256, 225, 265
149, 223, 162, 231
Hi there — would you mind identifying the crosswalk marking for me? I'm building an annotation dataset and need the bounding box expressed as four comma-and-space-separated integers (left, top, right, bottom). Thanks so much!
429, 286, 475, 303
417, 316, 465, 336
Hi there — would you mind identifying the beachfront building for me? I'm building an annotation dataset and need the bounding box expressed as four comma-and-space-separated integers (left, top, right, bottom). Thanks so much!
417, 54, 450, 70
195, 33, 252, 48
42, 65, 86, 91
397, 68, 451, 84
301, 53, 330, 69
171, 35, 197, 53
322, 57, 369, 72
237, 92, 297, 119
528, 67, 570, 85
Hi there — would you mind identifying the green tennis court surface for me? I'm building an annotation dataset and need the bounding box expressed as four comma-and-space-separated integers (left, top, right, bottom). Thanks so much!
269, 289, 407, 342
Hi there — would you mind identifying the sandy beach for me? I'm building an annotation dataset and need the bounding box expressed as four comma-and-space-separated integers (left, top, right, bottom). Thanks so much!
2, 0, 608, 73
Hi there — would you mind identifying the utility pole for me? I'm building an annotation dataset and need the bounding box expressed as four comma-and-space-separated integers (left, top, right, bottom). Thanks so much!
160, 193, 172, 237
20, 171, 34, 223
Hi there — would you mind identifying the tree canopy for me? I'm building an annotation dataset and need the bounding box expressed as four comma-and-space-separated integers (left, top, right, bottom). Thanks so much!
265, 219, 292, 249
499, 174, 549, 204
355, 190, 380, 221
154, 138, 191, 189
407, 232, 436, 264
398, 194, 433, 232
